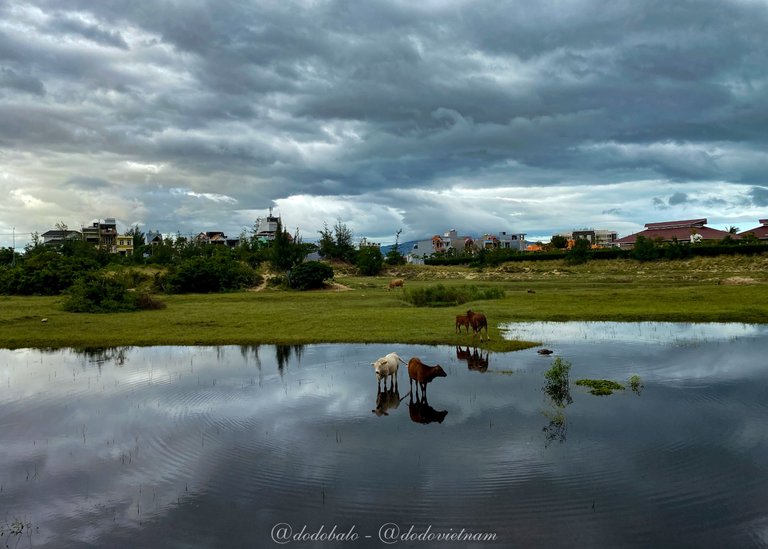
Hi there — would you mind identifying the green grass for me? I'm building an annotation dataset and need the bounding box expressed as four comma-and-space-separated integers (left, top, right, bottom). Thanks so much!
1, 254, 767, 349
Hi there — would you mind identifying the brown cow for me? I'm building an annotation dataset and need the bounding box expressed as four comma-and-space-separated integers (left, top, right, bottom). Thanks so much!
407, 357, 447, 397
466, 309, 489, 341
387, 278, 404, 290
455, 313, 471, 334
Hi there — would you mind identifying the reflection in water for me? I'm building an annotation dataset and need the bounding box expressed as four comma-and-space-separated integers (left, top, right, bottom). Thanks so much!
542, 409, 567, 447
455, 346, 490, 372
275, 344, 304, 373
408, 392, 448, 424
372, 386, 402, 417
542, 357, 572, 447
4, 324, 768, 548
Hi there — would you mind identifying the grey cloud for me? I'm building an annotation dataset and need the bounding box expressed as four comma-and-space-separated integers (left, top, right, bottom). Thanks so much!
668, 192, 690, 206
1, 0, 767, 245
749, 187, 768, 207
48, 14, 129, 49
0, 67, 45, 95
64, 176, 113, 190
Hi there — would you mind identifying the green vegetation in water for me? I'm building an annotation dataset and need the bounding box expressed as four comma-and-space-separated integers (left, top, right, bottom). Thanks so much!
628, 374, 644, 395
402, 283, 505, 307
575, 379, 626, 396
544, 357, 573, 407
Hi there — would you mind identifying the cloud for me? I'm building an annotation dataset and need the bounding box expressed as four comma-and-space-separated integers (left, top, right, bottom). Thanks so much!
750, 187, 768, 207
1, 0, 768, 249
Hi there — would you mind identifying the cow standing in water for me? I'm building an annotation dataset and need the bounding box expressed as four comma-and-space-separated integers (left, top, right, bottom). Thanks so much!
407, 357, 447, 398
466, 309, 489, 341
371, 352, 406, 390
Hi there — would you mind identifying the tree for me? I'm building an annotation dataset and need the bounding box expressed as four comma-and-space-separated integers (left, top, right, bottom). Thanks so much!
550, 235, 568, 249
269, 218, 308, 272
385, 229, 407, 265
357, 245, 384, 275
317, 219, 356, 263
631, 235, 658, 262
127, 225, 146, 248
565, 237, 591, 265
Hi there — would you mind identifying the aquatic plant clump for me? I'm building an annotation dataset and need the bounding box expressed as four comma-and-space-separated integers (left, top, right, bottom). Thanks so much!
544, 357, 573, 407
629, 374, 644, 395
575, 379, 626, 396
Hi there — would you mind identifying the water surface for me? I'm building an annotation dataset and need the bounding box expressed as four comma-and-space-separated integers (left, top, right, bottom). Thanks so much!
2, 323, 768, 548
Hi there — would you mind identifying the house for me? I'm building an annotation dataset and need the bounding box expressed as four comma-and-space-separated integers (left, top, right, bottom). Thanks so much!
41, 229, 82, 246
81, 219, 118, 252
478, 231, 528, 251
615, 218, 734, 248
146, 230, 164, 246
254, 209, 280, 242
115, 235, 134, 256
408, 229, 474, 262
554, 229, 618, 248
194, 231, 240, 248
572, 229, 618, 248
738, 219, 768, 241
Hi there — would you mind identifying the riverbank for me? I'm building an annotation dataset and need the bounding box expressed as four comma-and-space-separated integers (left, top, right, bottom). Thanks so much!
1, 255, 767, 350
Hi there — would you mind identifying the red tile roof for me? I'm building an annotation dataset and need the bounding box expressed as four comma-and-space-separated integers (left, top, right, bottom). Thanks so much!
616, 218, 734, 245
738, 219, 768, 239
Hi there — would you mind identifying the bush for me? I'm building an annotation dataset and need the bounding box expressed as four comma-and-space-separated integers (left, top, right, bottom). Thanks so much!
544, 357, 573, 408
288, 261, 334, 290
402, 284, 505, 307
163, 256, 257, 293
356, 246, 384, 276
62, 273, 145, 312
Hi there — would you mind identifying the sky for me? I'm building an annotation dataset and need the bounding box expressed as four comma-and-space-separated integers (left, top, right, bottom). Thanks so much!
1, 0, 767, 250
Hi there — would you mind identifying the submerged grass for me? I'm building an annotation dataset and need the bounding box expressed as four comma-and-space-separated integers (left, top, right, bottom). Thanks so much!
575, 379, 626, 396
1, 255, 767, 349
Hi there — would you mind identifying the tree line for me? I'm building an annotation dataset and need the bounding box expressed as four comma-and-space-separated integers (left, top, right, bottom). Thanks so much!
0, 219, 407, 308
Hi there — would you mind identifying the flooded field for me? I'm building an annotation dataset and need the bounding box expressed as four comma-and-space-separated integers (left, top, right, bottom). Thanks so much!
2, 323, 768, 548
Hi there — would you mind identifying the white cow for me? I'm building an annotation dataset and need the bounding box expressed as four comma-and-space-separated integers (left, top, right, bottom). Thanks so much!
371, 352, 406, 389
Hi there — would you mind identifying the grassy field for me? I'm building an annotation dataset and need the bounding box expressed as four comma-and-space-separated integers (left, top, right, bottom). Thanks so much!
1, 254, 767, 350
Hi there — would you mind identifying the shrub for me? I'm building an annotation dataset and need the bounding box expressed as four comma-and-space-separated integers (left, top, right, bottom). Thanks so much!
62, 274, 136, 312
288, 261, 334, 290
402, 284, 505, 307
544, 357, 572, 408
163, 256, 257, 293
356, 246, 384, 276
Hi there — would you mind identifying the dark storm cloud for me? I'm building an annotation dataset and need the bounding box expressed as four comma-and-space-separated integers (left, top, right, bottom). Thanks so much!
750, 187, 768, 207
668, 192, 690, 206
1, 0, 767, 246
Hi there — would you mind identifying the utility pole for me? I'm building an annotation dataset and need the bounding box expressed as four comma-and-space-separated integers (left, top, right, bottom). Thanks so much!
11, 227, 15, 266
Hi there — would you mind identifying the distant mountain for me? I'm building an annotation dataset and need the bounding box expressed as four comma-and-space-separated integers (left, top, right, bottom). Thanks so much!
379, 240, 419, 255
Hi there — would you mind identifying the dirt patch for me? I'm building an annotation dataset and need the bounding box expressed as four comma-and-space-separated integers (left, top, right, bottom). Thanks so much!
719, 277, 758, 285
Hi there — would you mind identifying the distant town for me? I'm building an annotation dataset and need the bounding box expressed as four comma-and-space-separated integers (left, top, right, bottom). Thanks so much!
28, 214, 768, 264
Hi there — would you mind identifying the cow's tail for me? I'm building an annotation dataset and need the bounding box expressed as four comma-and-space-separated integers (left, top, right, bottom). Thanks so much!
397, 356, 407, 365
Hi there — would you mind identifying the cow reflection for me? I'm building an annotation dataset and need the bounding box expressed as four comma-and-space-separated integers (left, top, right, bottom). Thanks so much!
408, 392, 448, 425
456, 346, 489, 373
372, 386, 402, 417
